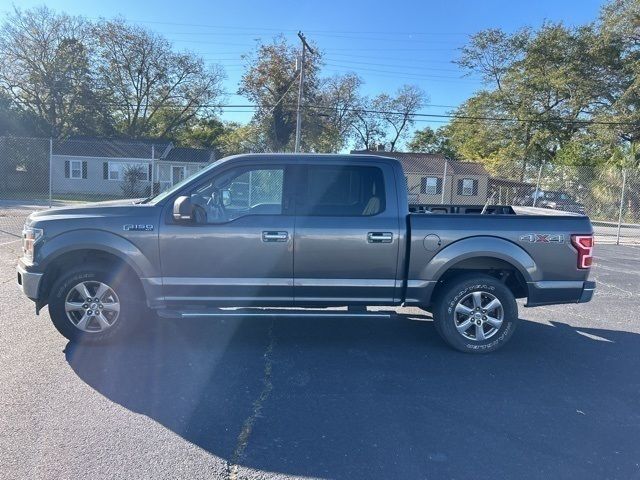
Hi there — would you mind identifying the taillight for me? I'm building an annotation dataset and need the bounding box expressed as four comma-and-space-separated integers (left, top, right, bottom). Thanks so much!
571, 235, 593, 269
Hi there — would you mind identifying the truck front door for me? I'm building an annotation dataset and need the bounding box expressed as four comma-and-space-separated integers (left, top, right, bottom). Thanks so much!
159, 163, 295, 306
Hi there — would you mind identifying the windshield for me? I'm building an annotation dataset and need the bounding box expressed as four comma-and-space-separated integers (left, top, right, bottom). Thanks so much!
146, 160, 221, 205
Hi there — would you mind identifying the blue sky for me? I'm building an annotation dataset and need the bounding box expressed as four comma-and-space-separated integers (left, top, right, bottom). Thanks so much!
6, 0, 606, 131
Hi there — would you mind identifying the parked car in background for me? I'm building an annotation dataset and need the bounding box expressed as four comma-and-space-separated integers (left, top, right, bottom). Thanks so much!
515, 189, 586, 214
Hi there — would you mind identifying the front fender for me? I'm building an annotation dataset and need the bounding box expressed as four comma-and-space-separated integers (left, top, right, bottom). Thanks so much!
36, 229, 158, 279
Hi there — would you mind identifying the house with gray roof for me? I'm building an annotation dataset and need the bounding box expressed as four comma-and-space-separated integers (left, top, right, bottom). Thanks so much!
51, 137, 215, 197
351, 149, 490, 205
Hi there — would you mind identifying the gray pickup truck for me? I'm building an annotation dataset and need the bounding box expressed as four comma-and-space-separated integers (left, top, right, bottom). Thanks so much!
17, 154, 595, 352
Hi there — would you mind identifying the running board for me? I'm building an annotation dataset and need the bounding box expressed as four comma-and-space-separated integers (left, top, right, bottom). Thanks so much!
157, 308, 398, 320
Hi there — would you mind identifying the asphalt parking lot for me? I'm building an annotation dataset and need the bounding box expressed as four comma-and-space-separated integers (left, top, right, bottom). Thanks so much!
1, 214, 640, 479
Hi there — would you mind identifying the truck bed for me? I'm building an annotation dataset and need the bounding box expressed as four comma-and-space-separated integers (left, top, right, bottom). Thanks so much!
409, 203, 585, 216
403, 207, 593, 307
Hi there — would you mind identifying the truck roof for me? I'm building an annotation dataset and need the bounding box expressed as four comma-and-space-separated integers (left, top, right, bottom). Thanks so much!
216, 152, 403, 167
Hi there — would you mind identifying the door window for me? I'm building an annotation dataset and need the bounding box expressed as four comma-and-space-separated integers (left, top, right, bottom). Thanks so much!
299, 165, 385, 216
189, 166, 285, 224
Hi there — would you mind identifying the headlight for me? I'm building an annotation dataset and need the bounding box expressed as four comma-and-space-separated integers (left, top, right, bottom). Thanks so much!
22, 227, 43, 261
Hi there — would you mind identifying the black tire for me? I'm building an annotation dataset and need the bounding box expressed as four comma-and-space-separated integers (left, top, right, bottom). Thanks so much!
48, 264, 145, 343
433, 274, 518, 353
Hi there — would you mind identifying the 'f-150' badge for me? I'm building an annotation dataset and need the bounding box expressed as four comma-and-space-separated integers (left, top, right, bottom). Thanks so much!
123, 224, 154, 231
520, 233, 564, 244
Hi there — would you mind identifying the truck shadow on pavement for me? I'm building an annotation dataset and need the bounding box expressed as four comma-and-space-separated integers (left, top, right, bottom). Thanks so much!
66, 314, 640, 480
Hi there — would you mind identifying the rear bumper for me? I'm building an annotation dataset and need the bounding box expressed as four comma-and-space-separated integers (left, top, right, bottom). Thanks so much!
578, 280, 596, 303
526, 280, 595, 307
17, 263, 43, 301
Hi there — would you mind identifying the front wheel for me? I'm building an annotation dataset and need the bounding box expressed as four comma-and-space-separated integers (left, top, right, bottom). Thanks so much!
433, 274, 518, 353
48, 264, 144, 343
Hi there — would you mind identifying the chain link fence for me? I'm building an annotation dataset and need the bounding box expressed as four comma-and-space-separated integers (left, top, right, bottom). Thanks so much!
1, 135, 639, 245
0, 136, 213, 241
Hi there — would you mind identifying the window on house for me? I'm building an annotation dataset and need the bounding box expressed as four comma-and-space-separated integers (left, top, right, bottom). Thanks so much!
70, 160, 83, 179
106, 162, 149, 181
65, 160, 86, 179
421, 177, 442, 195
458, 178, 478, 196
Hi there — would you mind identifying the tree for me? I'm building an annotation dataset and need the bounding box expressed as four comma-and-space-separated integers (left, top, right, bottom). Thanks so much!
239, 37, 322, 152
217, 122, 267, 156
0, 6, 111, 137
373, 85, 427, 151
350, 85, 426, 151
407, 126, 456, 157
314, 73, 363, 152
120, 164, 147, 198
451, 21, 624, 178
176, 117, 231, 149
93, 18, 225, 139
350, 95, 385, 150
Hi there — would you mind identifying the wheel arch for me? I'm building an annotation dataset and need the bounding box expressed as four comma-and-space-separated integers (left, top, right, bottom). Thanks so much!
36, 230, 155, 311
416, 236, 538, 306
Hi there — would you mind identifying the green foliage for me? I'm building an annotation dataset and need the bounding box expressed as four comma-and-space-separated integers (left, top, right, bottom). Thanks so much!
120, 164, 147, 198
407, 126, 456, 157
0, 7, 224, 139
239, 36, 322, 152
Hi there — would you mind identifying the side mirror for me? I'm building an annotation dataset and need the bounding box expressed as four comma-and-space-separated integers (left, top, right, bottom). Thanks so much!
222, 189, 231, 206
173, 196, 194, 221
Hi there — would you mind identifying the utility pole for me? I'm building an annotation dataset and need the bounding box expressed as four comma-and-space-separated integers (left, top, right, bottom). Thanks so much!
295, 31, 314, 153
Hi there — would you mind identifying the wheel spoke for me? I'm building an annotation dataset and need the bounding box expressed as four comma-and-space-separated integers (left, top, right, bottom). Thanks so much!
74, 282, 92, 300
456, 319, 473, 333
65, 301, 85, 312
95, 283, 109, 301
101, 302, 120, 313
472, 291, 483, 309
485, 316, 502, 328
484, 298, 501, 313
95, 313, 111, 330
76, 313, 91, 331
475, 323, 486, 341
455, 304, 473, 316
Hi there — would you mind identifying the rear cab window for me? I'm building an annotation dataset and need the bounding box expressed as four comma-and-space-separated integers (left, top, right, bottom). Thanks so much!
297, 165, 386, 216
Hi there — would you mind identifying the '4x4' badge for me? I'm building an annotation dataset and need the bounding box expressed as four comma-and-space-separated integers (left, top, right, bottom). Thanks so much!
520, 234, 565, 244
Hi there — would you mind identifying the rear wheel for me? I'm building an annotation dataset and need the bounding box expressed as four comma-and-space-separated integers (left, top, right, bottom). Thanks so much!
48, 264, 144, 343
433, 274, 518, 353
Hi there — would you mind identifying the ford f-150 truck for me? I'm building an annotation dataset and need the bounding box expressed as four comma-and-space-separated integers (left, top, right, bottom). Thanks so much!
17, 154, 595, 352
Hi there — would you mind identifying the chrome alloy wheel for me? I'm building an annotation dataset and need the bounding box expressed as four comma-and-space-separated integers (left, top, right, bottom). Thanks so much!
454, 291, 504, 341
64, 281, 121, 333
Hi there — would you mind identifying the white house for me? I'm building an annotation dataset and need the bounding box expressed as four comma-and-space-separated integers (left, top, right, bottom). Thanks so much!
51, 137, 215, 197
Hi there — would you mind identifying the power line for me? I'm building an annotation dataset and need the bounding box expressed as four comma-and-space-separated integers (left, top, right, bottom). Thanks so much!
114, 18, 471, 36
323, 62, 478, 81
324, 58, 469, 74
7, 98, 637, 127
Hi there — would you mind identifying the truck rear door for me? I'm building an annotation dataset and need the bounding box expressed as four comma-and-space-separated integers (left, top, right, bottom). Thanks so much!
292, 161, 402, 306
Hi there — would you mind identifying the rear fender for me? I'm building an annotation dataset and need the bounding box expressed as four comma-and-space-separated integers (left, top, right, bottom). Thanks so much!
405, 236, 538, 306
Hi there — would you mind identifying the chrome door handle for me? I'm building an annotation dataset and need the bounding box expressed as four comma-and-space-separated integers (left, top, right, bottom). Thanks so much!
262, 231, 289, 242
367, 232, 393, 243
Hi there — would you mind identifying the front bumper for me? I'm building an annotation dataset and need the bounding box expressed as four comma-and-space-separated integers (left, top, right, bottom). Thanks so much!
17, 263, 43, 300
526, 280, 596, 307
